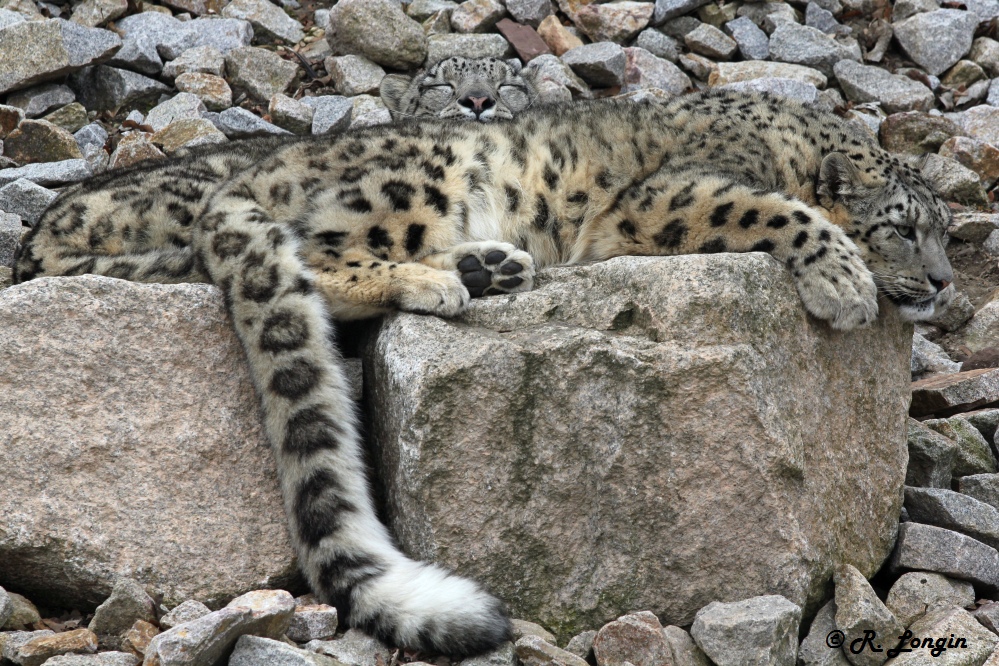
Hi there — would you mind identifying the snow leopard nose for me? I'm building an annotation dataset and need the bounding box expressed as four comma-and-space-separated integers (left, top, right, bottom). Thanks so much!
929, 276, 951, 292
458, 93, 495, 116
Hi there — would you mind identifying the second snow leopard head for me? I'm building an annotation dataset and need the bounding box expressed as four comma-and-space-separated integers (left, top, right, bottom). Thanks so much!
380, 56, 538, 122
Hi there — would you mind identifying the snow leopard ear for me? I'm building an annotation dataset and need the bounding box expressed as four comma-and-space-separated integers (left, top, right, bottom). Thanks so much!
379, 74, 415, 116
817, 152, 865, 207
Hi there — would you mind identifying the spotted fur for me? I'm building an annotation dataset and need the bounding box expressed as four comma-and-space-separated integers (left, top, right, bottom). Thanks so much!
14, 90, 954, 656
380, 56, 537, 122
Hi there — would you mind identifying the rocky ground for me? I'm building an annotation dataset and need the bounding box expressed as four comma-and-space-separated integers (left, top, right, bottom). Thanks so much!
4, 0, 999, 664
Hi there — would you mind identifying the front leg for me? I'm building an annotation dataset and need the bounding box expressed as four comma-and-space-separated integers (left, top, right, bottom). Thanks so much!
584, 173, 878, 330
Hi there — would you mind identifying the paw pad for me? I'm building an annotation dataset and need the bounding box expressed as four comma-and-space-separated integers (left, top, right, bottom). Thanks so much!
455, 245, 532, 298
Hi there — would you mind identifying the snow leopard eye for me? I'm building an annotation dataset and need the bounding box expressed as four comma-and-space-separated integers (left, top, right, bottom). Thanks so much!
894, 225, 916, 241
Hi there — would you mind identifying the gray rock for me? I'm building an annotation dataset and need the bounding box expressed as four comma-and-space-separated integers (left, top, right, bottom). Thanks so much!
286, 605, 338, 643
506, 0, 554, 27
0, 586, 12, 628
348, 95, 390, 128
6, 83, 76, 118
161, 45, 225, 80
574, 1, 654, 44
890, 521, 999, 591
69, 65, 171, 112
0, 8, 26, 29
230, 635, 341, 666
911, 367, 999, 418
736, 2, 798, 35
3, 591, 41, 630
592, 611, 673, 666
623, 46, 691, 94
407, 0, 459, 22
894, 607, 998, 662
805, 2, 846, 34
832, 564, 902, 666
564, 632, 596, 660
635, 28, 680, 61
798, 601, 850, 666
305, 629, 392, 666
0, 210, 19, 267
0, 19, 122, 96
159, 599, 211, 630
691, 595, 800, 666
217, 106, 291, 138
920, 152, 988, 207
150, 117, 227, 154
221, 0, 304, 44
0, 178, 56, 226
720, 77, 819, 104
69, 0, 127, 28
894, 0, 940, 21
268, 93, 313, 134
911, 333, 961, 379
964, 410, 999, 444
34, 653, 139, 666
924, 416, 996, 476
426, 33, 511, 61
967, 0, 999, 22
514, 635, 589, 666
971, 37, 999, 76
561, 42, 627, 87
885, 571, 975, 628
522, 54, 589, 96
710, 60, 828, 87
303, 95, 352, 135
89, 579, 157, 637
0, 158, 92, 187
725, 16, 769, 60
181, 17, 254, 57
106, 12, 197, 75
450, 0, 506, 33
768, 22, 859, 77
906, 418, 958, 488
926, 290, 974, 333
1, 631, 56, 663
224, 46, 299, 101
973, 600, 999, 633
173, 72, 231, 112
325, 55, 385, 97
511, 619, 557, 644
662, 626, 710, 666
326, 0, 427, 70
960, 474, 999, 511
463, 642, 517, 666
681, 52, 719, 80
42, 102, 88, 134
948, 212, 999, 243
893, 10, 978, 77
144, 92, 207, 132
654, 0, 713, 24
957, 104, 999, 146
833, 60, 934, 114
363, 255, 911, 635
685, 22, 737, 59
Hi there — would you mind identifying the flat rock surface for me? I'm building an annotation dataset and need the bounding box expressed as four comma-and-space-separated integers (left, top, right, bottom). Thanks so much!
362, 255, 911, 639
0, 276, 298, 610
911, 368, 999, 417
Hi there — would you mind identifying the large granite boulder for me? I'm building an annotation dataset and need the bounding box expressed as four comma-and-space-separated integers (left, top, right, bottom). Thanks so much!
361, 254, 912, 641
0, 276, 299, 610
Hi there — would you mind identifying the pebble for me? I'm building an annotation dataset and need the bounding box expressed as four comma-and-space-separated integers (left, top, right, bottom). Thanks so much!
561, 42, 627, 87
174, 73, 232, 111
89, 579, 157, 637
285, 604, 338, 642
893, 9, 978, 76
224, 46, 300, 101
268, 93, 314, 134
221, 0, 304, 43
885, 571, 976, 628
217, 106, 292, 137
6, 83, 76, 118
3, 119, 83, 164
151, 117, 228, 154
325, 55, 386, 97
724, 16, 769, 60
0, 178, 57, 225
690, 595, 801, 666
303, 95, 352, 134
684, 22, 737, 59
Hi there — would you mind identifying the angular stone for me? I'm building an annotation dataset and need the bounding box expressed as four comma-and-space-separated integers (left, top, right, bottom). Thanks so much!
0, 587, 11, 628
3, 119, 83, 165
89, 579, 157, 637
662, 626, 710, 666
506, 0, 554, 27
450, 0, 505, 33
0, 178, 56, 226
68, 65, 171, 113
523, 53, 589, 97
833, 60, 934, 114
709, 60, 828, 88
907, 419, 957, 489
537, 14, 583, 56
679, 52, 717, 81
145, 92, 207, 132
107, 132, 166, 169
151, 118, 228, 154
798, 600, 850, 666
305, 629, 392, 666
106, 12, 198, 75
6, 83, 76, 119
286, 605, 338, 642
592, 611, 673, 666
957, 105, 999, 147
654, 0, 713, 24
161, 45, 225, 80
768, 22, 858, 77
2, 592, 41, 630
974, 601, 999, 634
685, 23, 737, 59
143, 607, 253, 666
964, 409, 999, 444
949, 212, 999, 244
407, 0, 459, 22
891, 522, 999, 591
928, 292, 974, 336
69, 0, 126, 27
159, 599, 211, 630
736, 1, 798, 34
174, 73, 231, 111
725, 15, 769, 60
0, 19, 122, 96
923, 416, 996, 476
0, 278, 298, 609
886, 571, 975, 628
121, 619, 158, 657
719, 78, 818, 105
42, 102, 88, 134
894, 10, 978, 77
575, 1, 653, 44
833, 564, 902, 666
40, 652, 140, 665
427, 33, 512, 61
920, 153, 988, 207
511, 619, 557, 644
268, 93, 313, 134
634, 28, 680, 62
805, 1, 846, 34
326, 0, 427, 70
890, 607, 998, 664
325, 55, 385, 97
943, 60, 987, 90
912, 333, 961, 380
0, 210, 18, 267
221, 0, 303, 43
496, 18, 551, 63
231, 635, 342, 666
0, 104, 25, 140
302, 95, 352, 135
961, 474, 999, 511
0, 158, 91, 187
972, 37, 999, 77
940, 136, 999, 188
690, 595, 801, 666
363, 256, 911, 636
348, 94, 390, 128
514, 635, 589, 666
14, 628, 98, 666
182, 18, 254, 57
561, 42, 626, 87
217, 106, 291, 138
1, 630, 55, 662
225, 46, 300, 101
911, 368, 999, 418
622, 46, 690, 95
463, 642, 517, 666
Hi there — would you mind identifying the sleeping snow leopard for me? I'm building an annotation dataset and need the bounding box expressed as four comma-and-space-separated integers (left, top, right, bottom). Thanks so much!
379, 56, 537, 122
14, 90, 954, 656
